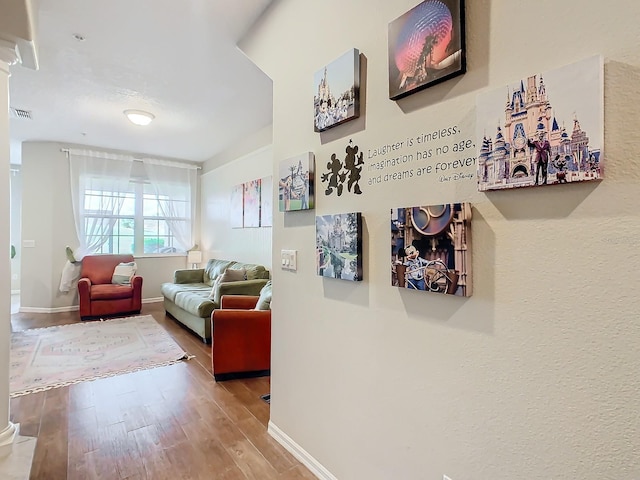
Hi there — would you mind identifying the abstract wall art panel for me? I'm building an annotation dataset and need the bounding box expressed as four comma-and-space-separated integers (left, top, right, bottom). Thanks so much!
279, 152, 315, 212
316, 212, 363, 282
476, 55, 604, 191
243, 179, 261, 228
388, 0, 466, 100
259, 175, 273, 227
391, 203, 472, 296
230, 183, 244, 228
314, 48, 360, 132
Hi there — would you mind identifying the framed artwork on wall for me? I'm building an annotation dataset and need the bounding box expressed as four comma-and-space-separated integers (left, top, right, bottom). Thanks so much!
243, 179, 261, 228
391, 203, 472, 296
260, 175, 273, 227
313, 48, 360, 132
316, 212, 363, 282
476, 55, 604, 191
229, 183, 244, 228
278, 152, 315, 212
388, 0, 466, 100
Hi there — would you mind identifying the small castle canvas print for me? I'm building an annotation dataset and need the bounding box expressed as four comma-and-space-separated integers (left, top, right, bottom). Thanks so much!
316, 212, 363, 282
313, 49, 360, 132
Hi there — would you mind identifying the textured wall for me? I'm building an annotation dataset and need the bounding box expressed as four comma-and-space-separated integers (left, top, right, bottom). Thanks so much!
200, 145, 273, 269
21, 142, 70, 309
242, 0, 640, 479
20, 142, 193, 308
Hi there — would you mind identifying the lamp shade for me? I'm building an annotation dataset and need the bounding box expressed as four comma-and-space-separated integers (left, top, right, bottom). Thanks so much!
187, 250, 202, 264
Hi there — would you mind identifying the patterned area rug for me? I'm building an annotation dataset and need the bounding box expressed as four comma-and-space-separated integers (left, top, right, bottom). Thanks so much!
10, 315, 190, 397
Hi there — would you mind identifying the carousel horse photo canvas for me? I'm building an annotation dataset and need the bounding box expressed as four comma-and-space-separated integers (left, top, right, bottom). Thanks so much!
391, 203, 472, 296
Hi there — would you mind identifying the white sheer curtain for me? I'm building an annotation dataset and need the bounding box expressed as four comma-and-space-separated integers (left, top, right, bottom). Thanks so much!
143, 158, 198, 252
69, 150, 134, 259
60, 150, 133, 292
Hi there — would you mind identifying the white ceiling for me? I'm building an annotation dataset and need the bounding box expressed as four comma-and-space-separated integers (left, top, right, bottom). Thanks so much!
7, 0, 274, 164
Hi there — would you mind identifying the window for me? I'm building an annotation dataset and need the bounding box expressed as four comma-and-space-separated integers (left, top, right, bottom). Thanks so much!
84, 189, 135, 254
69, 151, 197, 258
142, 186, 189, 254
85, 183, 186, 255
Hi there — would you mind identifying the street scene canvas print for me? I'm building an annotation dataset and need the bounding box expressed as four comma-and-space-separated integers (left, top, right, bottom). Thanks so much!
313, 48, 360, 132
278, 152, 314, 212
388, 0, 466, 100
476, 55, 604, 191
316, 212, 363, 282
391, 203, 472, 296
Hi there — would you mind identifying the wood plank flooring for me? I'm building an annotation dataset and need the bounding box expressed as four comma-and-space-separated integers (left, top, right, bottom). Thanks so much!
10, 303, 315, 480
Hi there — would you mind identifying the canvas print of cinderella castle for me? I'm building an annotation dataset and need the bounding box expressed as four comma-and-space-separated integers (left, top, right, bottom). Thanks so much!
313, 49, 360, 132
476, 56, 603, 191
316, 212, 363, 281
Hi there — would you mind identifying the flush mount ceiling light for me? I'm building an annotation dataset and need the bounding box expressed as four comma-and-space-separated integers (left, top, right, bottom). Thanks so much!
124, 109, 155, 126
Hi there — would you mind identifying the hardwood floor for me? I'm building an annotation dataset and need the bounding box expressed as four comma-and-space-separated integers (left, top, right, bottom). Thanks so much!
10, 303, 315, 480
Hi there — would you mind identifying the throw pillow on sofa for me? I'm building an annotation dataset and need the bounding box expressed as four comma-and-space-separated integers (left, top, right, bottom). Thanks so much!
112, 262, 137, 285
255, 280, 272, 310
209, 268, 246, 298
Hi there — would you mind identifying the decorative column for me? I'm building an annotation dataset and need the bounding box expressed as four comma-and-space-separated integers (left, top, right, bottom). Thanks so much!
0, 39, 20, 457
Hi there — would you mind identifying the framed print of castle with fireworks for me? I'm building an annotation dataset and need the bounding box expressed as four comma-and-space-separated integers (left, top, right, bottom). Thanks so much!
314, 48, 360, 132
316, 212, 363, 282
388, 0, 466, 100
391, 203, 472, 296
476, 55, 604, 191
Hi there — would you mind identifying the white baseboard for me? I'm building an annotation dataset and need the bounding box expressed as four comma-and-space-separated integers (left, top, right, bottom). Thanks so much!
267, 421, 337, 480
142, 297, 163, 304
19, 305, 79, 313
19, 297, 163, 313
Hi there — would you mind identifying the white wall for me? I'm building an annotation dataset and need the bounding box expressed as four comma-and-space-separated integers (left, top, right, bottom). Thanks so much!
20, 141, 194, 309
242, 1, 640, 479
10, 166, 21, 291
201, 143, 273, 269
21, 142, 74, 309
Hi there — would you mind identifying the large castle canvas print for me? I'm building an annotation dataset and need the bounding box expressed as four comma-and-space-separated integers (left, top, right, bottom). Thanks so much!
476, 55, 603, 191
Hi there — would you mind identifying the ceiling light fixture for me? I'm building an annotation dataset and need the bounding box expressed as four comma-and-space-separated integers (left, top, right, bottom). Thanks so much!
124, 109, 155, 126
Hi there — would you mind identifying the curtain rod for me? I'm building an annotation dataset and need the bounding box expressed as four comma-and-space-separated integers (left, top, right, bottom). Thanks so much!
60, 148, 201, 170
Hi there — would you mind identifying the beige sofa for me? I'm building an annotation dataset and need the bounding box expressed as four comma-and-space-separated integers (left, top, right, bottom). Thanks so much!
161, 259, 270, 342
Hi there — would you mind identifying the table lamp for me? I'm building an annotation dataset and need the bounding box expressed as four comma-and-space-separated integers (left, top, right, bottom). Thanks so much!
187, 250, 202, 269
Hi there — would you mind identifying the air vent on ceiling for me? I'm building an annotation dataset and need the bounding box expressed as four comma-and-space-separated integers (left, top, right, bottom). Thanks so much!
10, 108, 32, 120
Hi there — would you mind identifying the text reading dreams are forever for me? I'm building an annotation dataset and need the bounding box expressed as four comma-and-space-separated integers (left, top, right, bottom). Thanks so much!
367, 124, 476, 184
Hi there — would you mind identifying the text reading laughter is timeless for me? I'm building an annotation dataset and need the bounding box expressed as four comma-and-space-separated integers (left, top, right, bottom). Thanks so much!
367, 124, 476, 184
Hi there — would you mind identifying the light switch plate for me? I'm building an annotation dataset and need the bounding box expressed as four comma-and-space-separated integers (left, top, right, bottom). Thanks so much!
281, 249, 297, 271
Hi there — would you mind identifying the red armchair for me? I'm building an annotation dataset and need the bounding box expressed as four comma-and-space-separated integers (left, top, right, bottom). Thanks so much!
78, 254, 143, 320
210, 295, 271, 381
